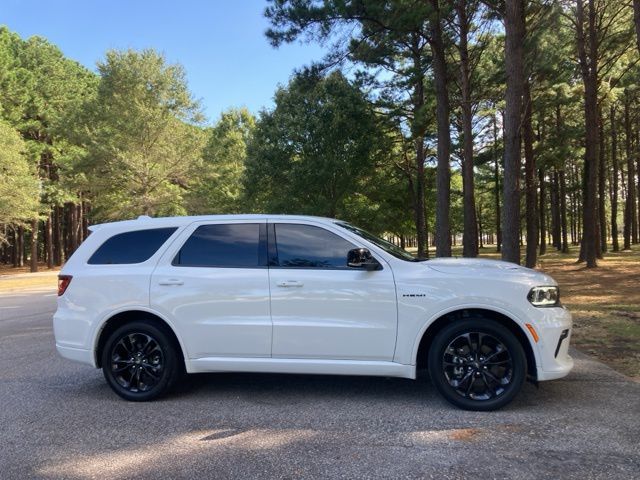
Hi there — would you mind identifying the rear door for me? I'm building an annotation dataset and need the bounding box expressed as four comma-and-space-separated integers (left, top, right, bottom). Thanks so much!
150, 220, 272, 359
268, 221, 398, 361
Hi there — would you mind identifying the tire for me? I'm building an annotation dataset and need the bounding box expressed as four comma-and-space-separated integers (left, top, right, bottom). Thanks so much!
101, 320, 181, 401
427, 318, 527, 411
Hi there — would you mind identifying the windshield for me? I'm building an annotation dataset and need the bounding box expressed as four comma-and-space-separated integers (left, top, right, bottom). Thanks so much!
335, 222, 420, 262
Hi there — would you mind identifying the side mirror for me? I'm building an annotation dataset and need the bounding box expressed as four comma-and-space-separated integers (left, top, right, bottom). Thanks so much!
347, 248, 381, 271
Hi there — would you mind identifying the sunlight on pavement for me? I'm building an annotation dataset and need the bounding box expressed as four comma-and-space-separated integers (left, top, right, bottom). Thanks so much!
37, 428, 317, 479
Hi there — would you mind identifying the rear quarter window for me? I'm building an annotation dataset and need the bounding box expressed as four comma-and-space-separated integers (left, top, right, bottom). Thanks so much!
88, 227, 177, 265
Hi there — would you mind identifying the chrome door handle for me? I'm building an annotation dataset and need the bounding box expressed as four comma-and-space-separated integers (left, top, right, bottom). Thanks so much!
277, 281, 303, 288
158, 279, 184, 286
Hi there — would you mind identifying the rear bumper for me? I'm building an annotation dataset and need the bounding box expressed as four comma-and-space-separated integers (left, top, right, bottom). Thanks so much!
55, 343, 96, 367
534, 306, 574, 381
53, 308, 97, 367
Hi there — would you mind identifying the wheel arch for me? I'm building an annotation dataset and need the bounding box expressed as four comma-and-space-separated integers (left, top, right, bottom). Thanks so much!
414, 308, 538, 379
94, 309, 187, 370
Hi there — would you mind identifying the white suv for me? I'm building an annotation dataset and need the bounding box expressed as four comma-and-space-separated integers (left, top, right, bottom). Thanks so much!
53, 215, 573, 410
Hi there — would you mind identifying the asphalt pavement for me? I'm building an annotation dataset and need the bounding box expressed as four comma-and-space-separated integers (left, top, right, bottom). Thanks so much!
0, 288, 638, 479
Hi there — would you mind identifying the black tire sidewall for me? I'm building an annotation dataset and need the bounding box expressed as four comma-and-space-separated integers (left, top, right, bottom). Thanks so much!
427, 318, 527, 411
101, 320, 178, 401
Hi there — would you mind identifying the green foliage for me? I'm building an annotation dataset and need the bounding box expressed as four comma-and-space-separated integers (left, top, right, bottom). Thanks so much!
0, 26, 98, 216
244, 71, 394, 226
81, 49, 205, 220
187, 108, 255, 214
0, 120, 40, 236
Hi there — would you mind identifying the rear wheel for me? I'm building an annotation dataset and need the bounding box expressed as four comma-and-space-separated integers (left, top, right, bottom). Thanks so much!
101, 320, 180, 401
428, 318, 526, 411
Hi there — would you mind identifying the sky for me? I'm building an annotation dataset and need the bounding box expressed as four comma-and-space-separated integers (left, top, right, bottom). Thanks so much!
1, 0, 328, 123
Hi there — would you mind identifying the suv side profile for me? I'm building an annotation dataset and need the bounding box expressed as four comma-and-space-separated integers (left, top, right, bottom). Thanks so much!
54, 215, 573, 411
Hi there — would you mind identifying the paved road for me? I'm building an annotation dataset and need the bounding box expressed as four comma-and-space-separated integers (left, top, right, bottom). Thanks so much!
1, 290, 639, 479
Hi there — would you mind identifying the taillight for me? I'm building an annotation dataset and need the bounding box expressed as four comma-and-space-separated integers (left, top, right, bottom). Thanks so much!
58, 275, 72, 296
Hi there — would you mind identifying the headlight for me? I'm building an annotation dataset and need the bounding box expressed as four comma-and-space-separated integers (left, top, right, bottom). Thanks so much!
528, 286, 560, 307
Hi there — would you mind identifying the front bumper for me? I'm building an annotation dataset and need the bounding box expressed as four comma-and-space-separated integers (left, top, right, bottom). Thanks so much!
533, 306, 574, 381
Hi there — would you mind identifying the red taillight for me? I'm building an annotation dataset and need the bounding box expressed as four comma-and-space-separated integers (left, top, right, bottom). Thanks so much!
58, 275, 72, 296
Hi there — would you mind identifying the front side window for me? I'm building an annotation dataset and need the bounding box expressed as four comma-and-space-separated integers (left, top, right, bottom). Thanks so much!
336, 222, 419, 261
174, 223, 262, 268
88, 228, 177, 265
274, 223, 355, 268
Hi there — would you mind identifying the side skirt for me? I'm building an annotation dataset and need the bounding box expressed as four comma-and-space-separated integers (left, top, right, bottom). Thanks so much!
187, 357, 416, 379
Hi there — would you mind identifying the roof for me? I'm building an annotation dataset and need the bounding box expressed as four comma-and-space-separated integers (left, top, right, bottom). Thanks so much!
87, 214, 341, 232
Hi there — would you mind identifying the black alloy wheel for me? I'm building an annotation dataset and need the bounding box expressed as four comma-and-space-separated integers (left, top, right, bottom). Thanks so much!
102, 320, 180, 401
428, 318, 526, 411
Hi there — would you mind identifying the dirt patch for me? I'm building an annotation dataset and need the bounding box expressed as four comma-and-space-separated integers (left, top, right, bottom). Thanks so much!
0, 264, 59, 291
0, 263, 59, 276
447, 428, 482, 442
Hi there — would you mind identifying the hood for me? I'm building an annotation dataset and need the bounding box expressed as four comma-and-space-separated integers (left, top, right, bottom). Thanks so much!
424, 257, 556, 286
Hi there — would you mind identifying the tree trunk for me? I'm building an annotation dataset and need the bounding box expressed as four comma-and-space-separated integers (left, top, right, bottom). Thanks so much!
17, 226, 24, 268
634, 0, 640, 54
82, 201, 89, 239
30, 219, 39, 273
71, 203, 80, 253
610, 105, 620, 251
76, 203, 83, 245
550, 170, 561, 249
598, 109, 607, 253
624, 92, 634, 250
54, 205, 64, 266
477, 205, 484, 248
430, 0, 452, 257
560, 170, 569, 253
45, 213, 53, 269
538, 169, 547, 255
457, 0, 478, 258
636, 120, 640, 244
524, 81, 537, 267
575, 0, 599, 267
411, 33, 428, 259
493, 112, 502, 252
414, 137, 428, 258
502, 0, 525, 264
11, 228, 18, 267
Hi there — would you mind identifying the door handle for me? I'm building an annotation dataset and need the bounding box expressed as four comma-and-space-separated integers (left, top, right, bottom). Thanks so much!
158, 279, 184, 286
277, 280, 304, 288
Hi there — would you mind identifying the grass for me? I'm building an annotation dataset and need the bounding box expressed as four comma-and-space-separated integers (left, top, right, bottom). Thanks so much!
1, 243, 639, 380
0, 263, 59, 291
532, 246, 640, 381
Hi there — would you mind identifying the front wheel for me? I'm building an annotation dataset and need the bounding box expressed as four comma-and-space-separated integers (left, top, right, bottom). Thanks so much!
428, 319, 527, 411
101, 320, 180, 401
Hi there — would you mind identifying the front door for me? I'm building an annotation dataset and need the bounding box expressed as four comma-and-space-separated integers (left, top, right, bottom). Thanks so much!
268, 222, 398, 361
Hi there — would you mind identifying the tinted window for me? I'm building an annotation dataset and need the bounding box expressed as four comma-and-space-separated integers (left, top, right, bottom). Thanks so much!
336, 222, 418, 261
174, 223, 261, 267
275, 224, 355, 268
88, 228, 177, 265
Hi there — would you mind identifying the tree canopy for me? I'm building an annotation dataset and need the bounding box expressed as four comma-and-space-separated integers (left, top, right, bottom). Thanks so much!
2, 0, 640, 270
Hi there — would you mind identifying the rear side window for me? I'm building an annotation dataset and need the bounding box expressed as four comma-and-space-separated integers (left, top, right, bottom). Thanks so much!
274, 223, 355, 268
173, 223, 262, 268
88, 228, 177, 265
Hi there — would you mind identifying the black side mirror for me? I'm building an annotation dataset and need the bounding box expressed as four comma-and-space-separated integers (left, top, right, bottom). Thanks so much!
347, 248, 381, 271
